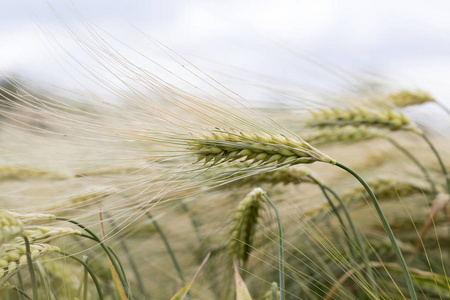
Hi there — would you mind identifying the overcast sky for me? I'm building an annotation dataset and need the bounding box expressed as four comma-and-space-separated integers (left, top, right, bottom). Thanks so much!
2, 0, 450, 104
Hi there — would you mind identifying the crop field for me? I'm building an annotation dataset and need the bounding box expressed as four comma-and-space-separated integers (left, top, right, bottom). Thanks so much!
0, 6, 449, 300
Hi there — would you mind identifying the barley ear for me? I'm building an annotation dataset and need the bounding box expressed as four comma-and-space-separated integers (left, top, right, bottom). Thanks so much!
0, 210, 23, 245
228, 187, 265, 263
188, 128, 335, 166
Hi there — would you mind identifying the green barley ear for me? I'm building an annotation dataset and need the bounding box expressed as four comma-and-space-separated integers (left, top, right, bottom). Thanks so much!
262, 282, 280, 300
308, 107, 417, 132
188, 128, 335, 166
228, 187, 265, 263
19, 226, 81, 244
10, 212, 56, 224
342, 178, 434, 204
0, 243, 60, 280
227, 165, 316, 187
387, 90, 435, 107
306, 125, 382, 145
0, 210, 23, 245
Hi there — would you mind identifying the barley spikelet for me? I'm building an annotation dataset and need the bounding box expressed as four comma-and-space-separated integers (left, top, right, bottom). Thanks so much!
342, 178, 433, 204
306, 125, 383, 145
387, 90, 435, 108
0, 243, 60, 279
230, 166, 315, 186
189, 128, 335, 166
0, 166, 67, 181
10, 212, 56, 224
0, 211, 23, 245
308, 107, 416, 131
12, 226, 81, 244
262, 282, 280, 300
228, 187, 265, 263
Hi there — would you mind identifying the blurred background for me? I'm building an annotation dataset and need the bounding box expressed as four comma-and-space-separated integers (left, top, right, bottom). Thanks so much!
2, 0, 450, 103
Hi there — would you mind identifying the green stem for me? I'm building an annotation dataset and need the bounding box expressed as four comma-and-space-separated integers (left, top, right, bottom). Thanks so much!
23, 236, 38, 300
420, 133, 450, 194
59, 252, 104, 300
262, 192, 285, 300
385, 137, 437, 195
180, 201, 221, 300
107, 216, 147, 297
55, 217, 130, 298
335, 162, 417, 300
83, 256, 89, 300
10, 285, 31, 300
436, 101, 450, 117
323, 185, 379, 298
308, 176, 366, 300
146, 213, 186, 285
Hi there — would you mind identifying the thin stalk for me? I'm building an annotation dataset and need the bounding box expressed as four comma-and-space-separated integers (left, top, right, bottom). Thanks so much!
180, 201, 220, 300
180, 201, 203, 244
436, 101, 450, 117
11, 286, 31, 300
59, 252, 104, 300
262, 192, 285, 300
107, 216, 147, 297
145, 212, 186, 285
55, 217, 130, 297
83, 256, 89, 300
323, 185, 379, 298
34, 264, 51, 300
335, 162, 417, 300
309, 175, 375, 298
420, 133, 450, 194
385, 137, 437, 195
23, 236, 38, 300
307, 176, 358, 259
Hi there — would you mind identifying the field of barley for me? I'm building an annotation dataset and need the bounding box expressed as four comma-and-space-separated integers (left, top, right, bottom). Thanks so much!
1, 3, 450, 300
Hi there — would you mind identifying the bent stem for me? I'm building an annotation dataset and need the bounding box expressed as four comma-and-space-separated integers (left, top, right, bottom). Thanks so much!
262, 192, 285, 300
335, 162, 417, 300
55, 217, 130, 297
309, 173, 379, 297
323, 185, 379, 298
420, 133, 450, 194
107, 215, 147, 297
385, 137, 437, 195
307, 175, 365, 295
60, 251, 104, 300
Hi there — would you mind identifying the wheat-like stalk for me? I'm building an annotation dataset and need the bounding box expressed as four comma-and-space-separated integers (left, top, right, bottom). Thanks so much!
188, 128, 335, 166
0, 211, 23, 245
228, 187, 265, 263
307, 107, 417, 132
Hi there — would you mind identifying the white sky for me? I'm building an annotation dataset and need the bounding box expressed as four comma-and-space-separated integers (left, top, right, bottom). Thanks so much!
2, 0, 450, 103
